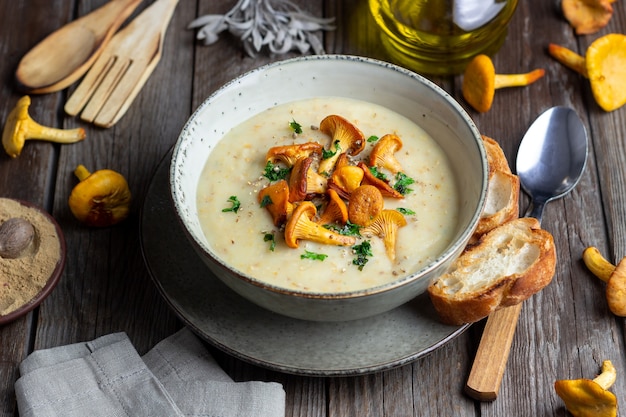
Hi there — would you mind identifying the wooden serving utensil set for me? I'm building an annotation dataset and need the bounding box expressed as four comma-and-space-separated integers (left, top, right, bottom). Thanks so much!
15, 0, 179, 128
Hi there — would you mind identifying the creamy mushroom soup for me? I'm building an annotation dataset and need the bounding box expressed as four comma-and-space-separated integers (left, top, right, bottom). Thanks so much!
197, 97, 459, 293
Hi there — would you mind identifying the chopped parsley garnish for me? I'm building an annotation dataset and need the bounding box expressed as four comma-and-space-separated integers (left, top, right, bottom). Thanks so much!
222, 196, 241, 213
263, 233, 276, 251
263, 160, 290, 182
369, 166, 387, 181
352, 240, 373, 271
394, 172, 415, 195
367, 135, 379, 142
301, 250, 328, 261
260, 195, 272, 208
289, 119, 303, 134
396, 207, 416, 215
322, 140, 341, 160
325, 220, 361, 236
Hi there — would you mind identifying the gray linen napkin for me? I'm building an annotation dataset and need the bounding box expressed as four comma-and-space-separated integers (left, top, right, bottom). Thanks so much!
15, 327, 286, 417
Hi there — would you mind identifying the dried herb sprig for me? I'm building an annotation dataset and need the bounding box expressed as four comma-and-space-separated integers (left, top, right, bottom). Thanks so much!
188, 0, 335, 57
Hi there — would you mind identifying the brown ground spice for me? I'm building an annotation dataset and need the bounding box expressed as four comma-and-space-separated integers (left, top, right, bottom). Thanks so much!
0, 198, 61, 316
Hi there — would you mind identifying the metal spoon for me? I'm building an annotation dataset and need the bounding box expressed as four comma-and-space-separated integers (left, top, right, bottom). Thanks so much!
517, 106, 588, 222
15, 0, 141, 94
465, 106, 588, 401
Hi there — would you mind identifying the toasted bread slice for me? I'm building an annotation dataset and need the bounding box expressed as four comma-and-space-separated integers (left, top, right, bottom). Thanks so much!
428, 217, 556, 325
473, 170, 520, 238
471, 136, 520, 242
482, 135, 512, 175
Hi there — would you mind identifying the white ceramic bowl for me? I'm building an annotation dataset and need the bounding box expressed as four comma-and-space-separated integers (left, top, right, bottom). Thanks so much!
170, 55, 488, 322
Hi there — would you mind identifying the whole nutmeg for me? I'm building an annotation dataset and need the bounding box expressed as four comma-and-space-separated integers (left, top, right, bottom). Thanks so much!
0, 217, 35, 259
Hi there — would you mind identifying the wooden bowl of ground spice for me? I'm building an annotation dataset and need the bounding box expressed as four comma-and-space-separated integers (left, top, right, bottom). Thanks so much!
0, 198, 65, 325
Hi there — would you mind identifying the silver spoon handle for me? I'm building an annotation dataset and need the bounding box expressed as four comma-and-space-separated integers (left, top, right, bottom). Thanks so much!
523, 201, 545, 224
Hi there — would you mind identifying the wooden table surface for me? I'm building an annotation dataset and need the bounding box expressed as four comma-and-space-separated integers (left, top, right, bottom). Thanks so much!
2, 0, 626, 416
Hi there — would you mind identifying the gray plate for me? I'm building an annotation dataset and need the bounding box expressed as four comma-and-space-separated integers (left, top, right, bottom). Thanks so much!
140, 150, 469, 376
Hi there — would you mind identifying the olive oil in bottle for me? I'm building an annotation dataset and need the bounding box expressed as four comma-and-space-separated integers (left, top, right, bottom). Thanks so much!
369, 0, 518, 75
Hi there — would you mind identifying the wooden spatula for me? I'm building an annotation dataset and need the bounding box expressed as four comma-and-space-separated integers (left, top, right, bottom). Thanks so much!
65, 0, 179, 128
16, 0, 142, 94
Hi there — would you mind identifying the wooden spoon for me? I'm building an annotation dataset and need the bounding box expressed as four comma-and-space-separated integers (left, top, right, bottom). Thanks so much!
15, 0, 142, 94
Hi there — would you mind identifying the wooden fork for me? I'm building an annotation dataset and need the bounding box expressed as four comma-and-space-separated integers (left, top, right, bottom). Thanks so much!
65, 0, 179, 128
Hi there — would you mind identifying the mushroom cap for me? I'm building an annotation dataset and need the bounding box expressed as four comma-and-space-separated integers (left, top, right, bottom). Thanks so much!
318, 115, 366, 174
317, 189, 349, 225
258, 179, 293, 226
562, 0, 614, 35
284, 201, 356, 248
266, 142, 323, 167
68, 169, 131, 227
586, 33, 626, 112
360, 209, 407, 262
2, 96, 30, 157
358, 162, 404, 199
319, 115, 366, 156
606, 256, 626, 316
555, 378, 617, 417
348, 185, 384, 227
329, 164, 365, 199
462, 54, 496, 113
369, 134, 404, 175
289, 157, 327, 202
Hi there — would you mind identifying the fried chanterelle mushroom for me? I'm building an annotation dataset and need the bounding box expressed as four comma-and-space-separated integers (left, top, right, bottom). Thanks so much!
256, 114, 416, 265
284, 201, 356, 248
317, 114, 366, 175
555, 359, 618, 417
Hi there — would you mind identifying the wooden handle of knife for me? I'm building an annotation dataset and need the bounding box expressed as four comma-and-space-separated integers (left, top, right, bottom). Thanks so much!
465, 303, 523, 401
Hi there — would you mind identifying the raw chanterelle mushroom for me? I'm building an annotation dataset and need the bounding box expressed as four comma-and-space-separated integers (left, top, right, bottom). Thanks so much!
555, 359, 617, 417
317, 115, 366, 175
2, 95, 85, 158
561, 0, 615, 35
461, 54, 545, 113
68, 164, 131, 227
549, 34, 626, 111
582, 246, 626, 316
284, 201, 356, 248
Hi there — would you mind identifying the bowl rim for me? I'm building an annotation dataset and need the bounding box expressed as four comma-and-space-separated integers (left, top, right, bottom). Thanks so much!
0, 198, 66, 325
170, 54, 488, 301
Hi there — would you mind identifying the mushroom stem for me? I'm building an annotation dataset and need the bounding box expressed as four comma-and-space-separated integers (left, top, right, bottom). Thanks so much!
74, 164, 92, 181
2, 96, 85, 158
583, 246, 615, 283
548, 43, 588, 77
493, 69, 547, 89
594, 360, 617, 390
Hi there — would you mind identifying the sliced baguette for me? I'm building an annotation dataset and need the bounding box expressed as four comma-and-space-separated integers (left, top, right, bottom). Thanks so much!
428, 217, 556, 325
482, 135, 512, 175
473, 170, 520, 238
471, 136, 520, 242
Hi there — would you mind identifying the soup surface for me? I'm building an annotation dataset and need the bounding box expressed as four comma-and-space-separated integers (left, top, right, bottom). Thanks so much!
197, 97, 459, 293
